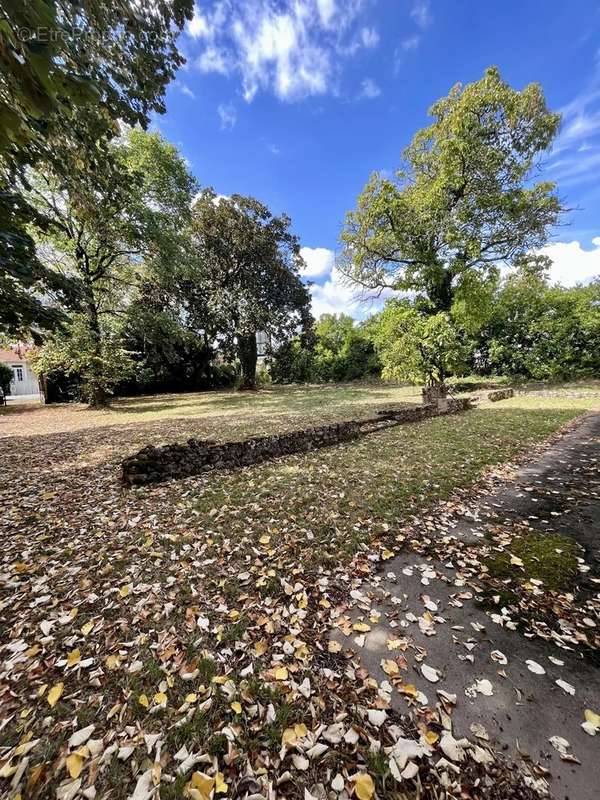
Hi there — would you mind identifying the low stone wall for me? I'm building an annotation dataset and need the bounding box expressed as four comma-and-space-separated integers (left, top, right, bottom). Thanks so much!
487, 388, 514, 402
122, 397, 473, 485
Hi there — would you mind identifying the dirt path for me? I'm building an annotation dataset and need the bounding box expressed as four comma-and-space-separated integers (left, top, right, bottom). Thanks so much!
332, 413, 600, 800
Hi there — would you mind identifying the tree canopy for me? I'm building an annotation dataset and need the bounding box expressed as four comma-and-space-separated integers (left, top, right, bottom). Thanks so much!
0, 0, 193, 337
188, 190, 313, 389
341, 67, 563, 317
26, 128, 198, 405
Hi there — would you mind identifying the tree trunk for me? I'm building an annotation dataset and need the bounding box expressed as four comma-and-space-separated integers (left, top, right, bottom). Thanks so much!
86, 301, 109, 409
237, 332, 257, 390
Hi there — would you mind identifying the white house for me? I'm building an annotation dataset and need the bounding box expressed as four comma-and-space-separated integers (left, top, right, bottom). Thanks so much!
0, 345, 42, 400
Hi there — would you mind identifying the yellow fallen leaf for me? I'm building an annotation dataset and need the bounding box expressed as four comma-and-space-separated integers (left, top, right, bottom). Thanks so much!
119, 584, 131, 598
294, 723, 308, 738
154, 692, 167, 706
80, 621, 94, 636
259, 535, 270, 545
381, 549, 394, 560
584, 709, 600, 728
105, 655, 120, 669
353, 773, 374, 800
47, 682, 64, 708
186, 771, 215, 800
381, 658, 399, 676
328, 640, 342, 653
185, 693, 198, 704
212, 675, 227, 684
399, 682, 418, 698
353, 622, 371, 632
254, 639, 268, 656
386, 638, 407, 651
230, 701, 242, 714
298, 593, 308, 609
67, 649, 81, 667
66, 753, 84, 780
282, 727, 297, 746
274, 666, 288, 680
424, 730, 439, 745
138, 694, 149, 708
215, 772, 228, 794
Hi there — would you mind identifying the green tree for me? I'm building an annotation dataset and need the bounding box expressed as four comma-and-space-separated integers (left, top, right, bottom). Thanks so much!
0, 0, 193, 335
341, 67, 562, 321
30, 315, 134, 404
188, 190, 312, 390
0, 361, 12, 396
119, 283, 217, 394
370, 302, 469, 385
313, 314, 379, 382
28, 129, 197, 406
480, 269, 600, 379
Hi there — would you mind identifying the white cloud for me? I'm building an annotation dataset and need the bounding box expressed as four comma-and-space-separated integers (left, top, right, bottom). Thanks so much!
303, 248, 398, 318
310, 266, 397, 318
174, 81, 196, 99
197, 46, 230, 75
300, 246, 335, 278
310, 265, 367, 317
185, 0, 377, 103
360, 26, 379, 48
217, 102, 237, 129
358, 78, 382, 99
537, 239, 600, 286
545, 80, 600, 188
187, 7, 211, 38
410, 0, 431, 29
316, 0, 336, 27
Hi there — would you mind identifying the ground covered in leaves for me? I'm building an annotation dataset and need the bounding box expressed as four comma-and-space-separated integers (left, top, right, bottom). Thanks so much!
1, 384, 599, 800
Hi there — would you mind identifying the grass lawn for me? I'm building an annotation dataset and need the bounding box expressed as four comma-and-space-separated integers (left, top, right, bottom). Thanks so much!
1, 382, 599, 799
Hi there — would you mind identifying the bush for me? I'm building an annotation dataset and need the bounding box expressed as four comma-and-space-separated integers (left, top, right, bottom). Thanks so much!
0, 362, 13, 396
270, 340, 315, 384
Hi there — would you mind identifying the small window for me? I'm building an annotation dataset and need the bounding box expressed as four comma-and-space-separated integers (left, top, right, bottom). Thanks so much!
13, 366, 23, 382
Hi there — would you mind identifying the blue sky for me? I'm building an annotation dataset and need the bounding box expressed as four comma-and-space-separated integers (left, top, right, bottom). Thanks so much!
154, 0, 600, 318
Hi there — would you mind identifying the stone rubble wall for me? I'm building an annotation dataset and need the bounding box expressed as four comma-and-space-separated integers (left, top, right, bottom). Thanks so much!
122, 397, 473, 486
487, 388, 514, 402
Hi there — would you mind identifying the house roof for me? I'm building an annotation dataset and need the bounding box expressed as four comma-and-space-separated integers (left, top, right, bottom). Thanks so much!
0, 346, 30, 364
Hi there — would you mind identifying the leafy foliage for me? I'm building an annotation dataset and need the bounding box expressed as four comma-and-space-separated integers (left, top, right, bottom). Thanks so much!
27, 129, 197, 405
370, 302, 469, 385
188, 191, 312, 389
0, 0, 193, 335
0, 361, 12, 395
118, 285, 225, 395
30, 315, 134, 404
341, 67, 562, 316
270, 313, 379, 384
478, 271, 600, 379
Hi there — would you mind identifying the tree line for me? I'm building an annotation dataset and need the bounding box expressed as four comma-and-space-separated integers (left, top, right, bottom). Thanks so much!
2, 3, 599, 404
272, 268, 600, 386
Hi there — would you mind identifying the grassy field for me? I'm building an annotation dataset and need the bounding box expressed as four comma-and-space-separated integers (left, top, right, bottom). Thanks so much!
1, 382, 599, 799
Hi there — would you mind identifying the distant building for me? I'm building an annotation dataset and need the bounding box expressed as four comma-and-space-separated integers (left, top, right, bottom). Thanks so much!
256, 331, 271, 363
0, 345, 42, 400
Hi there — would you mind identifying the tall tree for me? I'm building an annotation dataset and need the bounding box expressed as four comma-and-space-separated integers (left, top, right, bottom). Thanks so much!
189, 191, 313, 390
341, 67, 563, 318
28, 130, 197, 406
0, 0, 193, 335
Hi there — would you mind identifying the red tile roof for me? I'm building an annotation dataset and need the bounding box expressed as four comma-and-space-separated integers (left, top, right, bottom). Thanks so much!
0, 346, 31, 364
